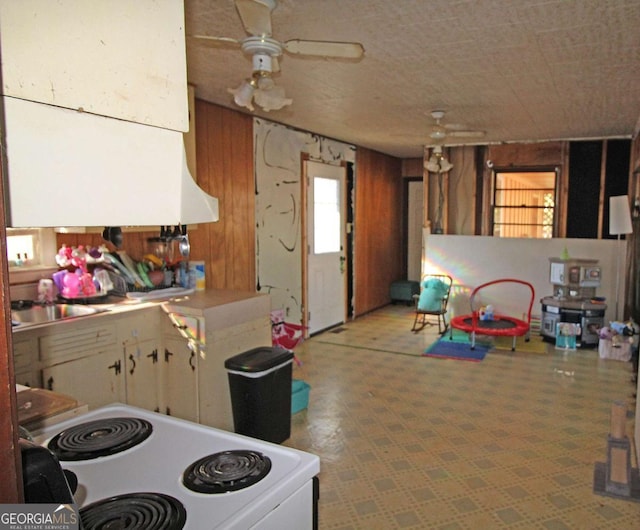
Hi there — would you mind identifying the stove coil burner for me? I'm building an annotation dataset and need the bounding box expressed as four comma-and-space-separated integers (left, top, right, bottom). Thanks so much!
183, 450, 272, 494
80, 492, 186, 530
48, 417, 152, 461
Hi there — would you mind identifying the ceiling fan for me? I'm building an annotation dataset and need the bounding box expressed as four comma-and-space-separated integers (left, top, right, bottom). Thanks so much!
188, 0, 365, 112
427, 110, 485, 143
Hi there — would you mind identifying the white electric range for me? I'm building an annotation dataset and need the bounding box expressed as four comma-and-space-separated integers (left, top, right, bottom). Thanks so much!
32, 403, 320, 529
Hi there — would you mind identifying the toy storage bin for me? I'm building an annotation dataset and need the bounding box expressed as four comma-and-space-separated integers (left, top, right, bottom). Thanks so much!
598, 339, 632, 361
292, 379, 310, 414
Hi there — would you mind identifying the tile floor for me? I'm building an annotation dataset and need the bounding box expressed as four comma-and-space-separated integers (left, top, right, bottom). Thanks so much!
285, 304, 640, 529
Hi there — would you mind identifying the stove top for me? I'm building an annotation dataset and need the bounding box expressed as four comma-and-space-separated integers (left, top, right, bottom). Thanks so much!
48, 417, 153, 461
34, 404, 320, 529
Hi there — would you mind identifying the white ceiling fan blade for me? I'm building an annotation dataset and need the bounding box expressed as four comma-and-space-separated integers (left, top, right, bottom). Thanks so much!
235, 0, 274, 37
443, 122, 472, 131
284, 39, 364, 59
447, 130, 486, 138
187, 35, 242, 50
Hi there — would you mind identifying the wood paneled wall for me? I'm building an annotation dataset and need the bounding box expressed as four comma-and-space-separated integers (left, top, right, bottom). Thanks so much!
354, 148, 404, 316
194, 101, 255, 291
57, 101, 256, 293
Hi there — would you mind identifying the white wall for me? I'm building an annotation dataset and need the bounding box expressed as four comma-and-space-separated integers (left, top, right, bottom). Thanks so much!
254, 119, 355, 324
424, 234, 622, 323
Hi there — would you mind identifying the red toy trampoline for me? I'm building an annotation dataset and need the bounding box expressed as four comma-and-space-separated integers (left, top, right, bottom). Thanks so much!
450, 278, 535, 350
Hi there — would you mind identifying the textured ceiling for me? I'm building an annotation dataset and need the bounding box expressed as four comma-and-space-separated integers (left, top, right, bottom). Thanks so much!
185, 0, 640, 158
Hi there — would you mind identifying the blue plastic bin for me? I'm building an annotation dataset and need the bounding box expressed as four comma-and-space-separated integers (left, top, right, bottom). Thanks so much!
292, 379, 310, 414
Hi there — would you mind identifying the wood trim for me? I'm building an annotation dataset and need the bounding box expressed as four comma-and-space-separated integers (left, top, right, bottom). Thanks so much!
340, 160, 349, 325
598, 140, 608, 239
0, 156, 22, 502
300, 153, 310, 336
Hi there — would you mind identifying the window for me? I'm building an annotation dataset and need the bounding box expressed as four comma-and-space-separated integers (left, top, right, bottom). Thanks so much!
313, 176, 341, 254
492, 170, 557, 238
6, 228, 58, 269
6, 229, 41, 266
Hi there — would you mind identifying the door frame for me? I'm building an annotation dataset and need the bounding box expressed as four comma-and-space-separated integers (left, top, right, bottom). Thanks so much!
301, 155, 350, 336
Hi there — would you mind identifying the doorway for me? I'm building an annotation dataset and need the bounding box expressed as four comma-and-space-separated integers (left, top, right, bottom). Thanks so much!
303, 160, 347, 335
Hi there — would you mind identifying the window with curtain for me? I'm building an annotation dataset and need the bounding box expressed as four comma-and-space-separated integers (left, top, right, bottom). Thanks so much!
492, 170, 557, 238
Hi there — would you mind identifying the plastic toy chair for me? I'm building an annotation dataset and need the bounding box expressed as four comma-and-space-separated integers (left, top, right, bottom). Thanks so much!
411, 274, 453, 334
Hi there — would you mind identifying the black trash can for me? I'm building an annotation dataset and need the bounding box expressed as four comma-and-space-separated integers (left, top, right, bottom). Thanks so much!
224, 346, 294, 444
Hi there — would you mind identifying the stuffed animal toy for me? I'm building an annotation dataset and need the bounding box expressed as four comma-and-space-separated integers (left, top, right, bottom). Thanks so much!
598, 326, 613, 340
417, 278, 449, 312
610, 321, 627, 335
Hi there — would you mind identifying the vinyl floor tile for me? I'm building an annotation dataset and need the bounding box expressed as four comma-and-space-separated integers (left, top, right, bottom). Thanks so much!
286, 305, 640, 528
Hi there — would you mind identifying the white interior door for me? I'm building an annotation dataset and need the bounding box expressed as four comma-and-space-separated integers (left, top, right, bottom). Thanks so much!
306, 161, 346, 334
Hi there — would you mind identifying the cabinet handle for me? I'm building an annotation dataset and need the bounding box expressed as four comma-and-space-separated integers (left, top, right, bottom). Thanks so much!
108, 359, 121, 375
128, 354, 136, 375
147, 349, 158, 363
164, 348, 173, 363
47, 376, 54, 391
189, 351, 196, 371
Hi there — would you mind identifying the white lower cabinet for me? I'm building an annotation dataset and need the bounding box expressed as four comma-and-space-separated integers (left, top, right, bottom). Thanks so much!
162, 334, 198, 422
13, 293, 272, 424
13, 336, 37, 388
123, 339, 160, 412
42, 348, 125, 410
119, 308, 161, 412
38, 321, 121, 409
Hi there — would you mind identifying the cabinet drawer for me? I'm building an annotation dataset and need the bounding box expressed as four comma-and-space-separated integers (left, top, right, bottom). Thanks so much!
39, 324, 117, 363
13, 338, 37, 370
119, 309, 160, 344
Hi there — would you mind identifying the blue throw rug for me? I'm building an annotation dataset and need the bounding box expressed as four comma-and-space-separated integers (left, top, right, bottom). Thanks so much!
424, 338, 491, 362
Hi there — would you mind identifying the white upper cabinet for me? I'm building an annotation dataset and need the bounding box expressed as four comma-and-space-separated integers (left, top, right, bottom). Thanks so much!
0, 1, 219, 227
0, 0, 188, 132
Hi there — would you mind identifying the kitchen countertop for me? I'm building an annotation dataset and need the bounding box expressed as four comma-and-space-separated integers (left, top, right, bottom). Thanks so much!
17, 385, 87, 431
12, 288, 270, 333
161, 289, 271, 331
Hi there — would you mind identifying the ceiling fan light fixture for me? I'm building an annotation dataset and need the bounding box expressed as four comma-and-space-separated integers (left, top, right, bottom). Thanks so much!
424, 145, 453, 173
252, 52, 274, 73
254, 84, 292, 112
228, 78, 256, 111
439, 158, 454, 172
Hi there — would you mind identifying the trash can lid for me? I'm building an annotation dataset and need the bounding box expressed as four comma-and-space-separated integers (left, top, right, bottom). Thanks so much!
224, 346, 294, 373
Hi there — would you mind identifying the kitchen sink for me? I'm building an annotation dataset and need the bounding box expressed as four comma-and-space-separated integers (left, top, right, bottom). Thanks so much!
11, 304, 107, 327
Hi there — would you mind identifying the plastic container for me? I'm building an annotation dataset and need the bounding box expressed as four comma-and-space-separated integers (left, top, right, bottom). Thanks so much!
191, 260, 205, 291
292, 379, 310, 414
555, 322, 579, 350
224, 347, 294, 443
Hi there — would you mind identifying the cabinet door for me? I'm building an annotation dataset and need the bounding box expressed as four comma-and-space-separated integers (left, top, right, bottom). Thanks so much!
0, 1, 188, 131
42, 351, 125, 410
13, 335, 37, 388
124, 340, 160, 412
163, 336, 198, 423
